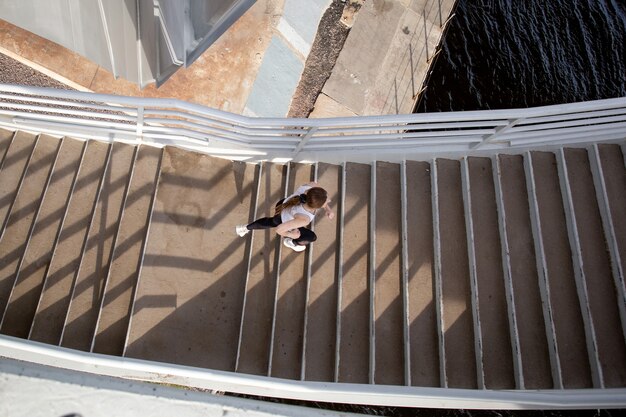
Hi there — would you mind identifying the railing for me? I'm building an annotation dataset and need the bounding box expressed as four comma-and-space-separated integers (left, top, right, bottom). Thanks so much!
1, 84, 626, 164
2, 334, 626, 410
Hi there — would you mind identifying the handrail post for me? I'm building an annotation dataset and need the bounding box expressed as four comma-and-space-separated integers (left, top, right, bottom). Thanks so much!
472, 117, 521, 150
137, 106, 144, 142
291, 126, 318, 159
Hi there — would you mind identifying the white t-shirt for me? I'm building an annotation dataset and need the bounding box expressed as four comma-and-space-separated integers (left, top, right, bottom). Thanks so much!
280, 184, 316, 224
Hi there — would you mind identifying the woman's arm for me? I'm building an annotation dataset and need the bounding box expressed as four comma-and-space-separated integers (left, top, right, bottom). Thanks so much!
275, 215, 310, 238
322, 199, 335, 220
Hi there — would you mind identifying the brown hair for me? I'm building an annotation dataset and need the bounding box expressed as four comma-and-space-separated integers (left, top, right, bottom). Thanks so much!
275, 187, 327, 215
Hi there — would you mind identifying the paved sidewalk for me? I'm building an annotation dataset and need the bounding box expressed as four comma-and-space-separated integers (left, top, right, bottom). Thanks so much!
0, 0, 456, 117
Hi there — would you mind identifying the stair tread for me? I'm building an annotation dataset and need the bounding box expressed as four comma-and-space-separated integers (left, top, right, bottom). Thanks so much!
436, 158, 476, 389
0, 137, 84, 338
60, 142, 136, 351
303, 162, 341, 382
270, 163, 314, 380
91, 145, 162, 356
0, 128, 13, 165
30, 140, 110, 344
467, 157, 515, 389
236, 162, 285, 376
0, 135, 60, 318
124, 147, 255, 371
0, 131, 37, 235
338, 162, 370, 384
405, 160, 439, 387
564, 148, 626, 387
498, 154, 552, 389
373, 161, 404, 385
530, 151, 592, 388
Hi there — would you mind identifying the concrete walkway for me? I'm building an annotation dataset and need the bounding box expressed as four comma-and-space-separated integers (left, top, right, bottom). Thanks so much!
0, 0, 456, 117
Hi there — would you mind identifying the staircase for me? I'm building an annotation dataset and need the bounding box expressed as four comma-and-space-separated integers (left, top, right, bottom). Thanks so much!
1, 127, 625, 394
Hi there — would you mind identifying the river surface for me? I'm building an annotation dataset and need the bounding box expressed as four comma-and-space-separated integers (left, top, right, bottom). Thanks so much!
416, 0, 626, 112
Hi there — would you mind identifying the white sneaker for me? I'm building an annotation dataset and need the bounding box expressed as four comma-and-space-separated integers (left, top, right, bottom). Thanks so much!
283, 237, 306, 252
235, 225, 249, 237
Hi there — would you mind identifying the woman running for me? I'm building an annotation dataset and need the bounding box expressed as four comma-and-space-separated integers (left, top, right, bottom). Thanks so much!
236, 182, 334, 252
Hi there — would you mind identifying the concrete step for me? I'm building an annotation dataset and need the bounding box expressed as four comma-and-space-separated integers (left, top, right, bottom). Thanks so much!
0, 128, 13, 165
0, 135, 60, 319
463, 156, 515, 389
60, 142, 136, 351
526, 151, 592, 388
91, 145, 162, 356
29, 140, 110, 345
0, 137, 84, 338
405, 160, 438, 387
0, 131, 37, 237
270, 162, 314, 380
124, 146, 256, 371
302, 162, 341, 382
373, 161, 404, 385
337, 162, 370, 384
559, 148, 626, 388
1, 127, 625, 393
494, 154, 552, 390
433, 158, 476, 389
236, 162, 285, 376
590, 144, 626, 347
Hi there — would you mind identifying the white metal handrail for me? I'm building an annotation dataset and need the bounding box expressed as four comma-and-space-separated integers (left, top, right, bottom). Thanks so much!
2, 334, 626, 410
1, 83, 625, 163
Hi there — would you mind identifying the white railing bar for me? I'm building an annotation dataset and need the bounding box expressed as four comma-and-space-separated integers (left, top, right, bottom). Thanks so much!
369, 161, 376, 385
588, 144, 626, 345
300, 163, 318, 380
524, 151, 563, 389
235, 162, 263, 372
28, 140, 88, 339
460, 157, 486, 390
0, 101, 137, 122
491, 154, 524, 389
2, 84, 625, 128
143, 116, 308, 138
400, 160, 411, 386
508, 126, 626, 146
2, 334, 626, 409
0, 92, 137, 114
500, 120, 626, 141
0, 137, 61, 327
122, 148, 164, 357
303, 138, 482, 151
316, 120, 510, 136
431, 158, 447, 388
512, 110, 626, 130
472, 119, 521, 150
268, 163, 290, 377
555, 149, 604, 388
91, 146, 139, 352
60, 143, 114, 346
334, 162, 346, 383
310, 129, 494, 142
0, 134, 38, 242
515, 107, 626, 126
508, 133, 626, 150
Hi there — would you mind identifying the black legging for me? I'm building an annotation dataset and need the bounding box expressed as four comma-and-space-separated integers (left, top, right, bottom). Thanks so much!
246, 201, 317, 246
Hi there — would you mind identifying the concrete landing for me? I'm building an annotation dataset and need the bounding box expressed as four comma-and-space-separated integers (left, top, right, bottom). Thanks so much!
0, 0, 456, 117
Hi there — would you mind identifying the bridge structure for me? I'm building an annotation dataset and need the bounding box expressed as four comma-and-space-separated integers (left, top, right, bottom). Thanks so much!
0, 83, 625, 410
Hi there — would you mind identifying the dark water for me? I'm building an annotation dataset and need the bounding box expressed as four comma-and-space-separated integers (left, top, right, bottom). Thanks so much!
416, 0, 626, 112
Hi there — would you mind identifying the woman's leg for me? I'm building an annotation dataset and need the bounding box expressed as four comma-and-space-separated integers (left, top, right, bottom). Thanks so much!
293, 227, 317, 246
247, 214, 282, 230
